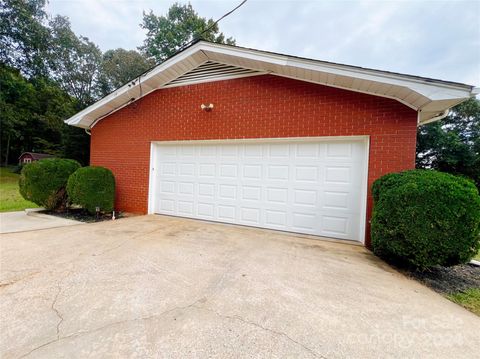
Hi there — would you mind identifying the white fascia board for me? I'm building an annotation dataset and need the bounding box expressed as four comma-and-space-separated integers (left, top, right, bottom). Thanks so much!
418, 110, 449, 125
202, 42, 473, 107
202, 43, 471, 93
200, 42, 289, 66
283, 58, 472, 102
202, 42, 473, 94
65, 42, 208, 127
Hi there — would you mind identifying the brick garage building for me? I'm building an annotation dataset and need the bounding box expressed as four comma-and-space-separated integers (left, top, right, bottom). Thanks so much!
66, 41, 476, 246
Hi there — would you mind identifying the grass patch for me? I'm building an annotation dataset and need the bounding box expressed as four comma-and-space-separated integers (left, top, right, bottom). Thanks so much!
447, 288, 480, 316
0, 167, 38, 212
403, 263, 480, 316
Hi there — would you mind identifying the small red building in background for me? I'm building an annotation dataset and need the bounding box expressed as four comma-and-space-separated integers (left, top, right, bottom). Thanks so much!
18, 152, 54, 165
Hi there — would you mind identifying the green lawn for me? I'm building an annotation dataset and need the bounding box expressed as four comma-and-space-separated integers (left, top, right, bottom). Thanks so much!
447, 288, 480, 316
0, 167, 38, 212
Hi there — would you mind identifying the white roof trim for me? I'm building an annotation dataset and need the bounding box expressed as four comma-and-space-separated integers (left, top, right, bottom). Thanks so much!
65, 41, 476, 129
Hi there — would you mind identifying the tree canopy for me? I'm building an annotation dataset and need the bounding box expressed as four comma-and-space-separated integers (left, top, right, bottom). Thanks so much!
0, 64, 81, 164
416, 97, 480, 188
48, 15, 103, 107
140, 2, 235, 62
99, 49, 153, 96
0, 0, 51, 77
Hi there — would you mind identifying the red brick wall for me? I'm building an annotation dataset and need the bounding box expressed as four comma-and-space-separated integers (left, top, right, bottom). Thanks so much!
91, 75, 417, 245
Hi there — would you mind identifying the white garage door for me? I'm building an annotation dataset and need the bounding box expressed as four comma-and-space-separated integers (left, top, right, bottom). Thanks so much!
149, 138, 368, 241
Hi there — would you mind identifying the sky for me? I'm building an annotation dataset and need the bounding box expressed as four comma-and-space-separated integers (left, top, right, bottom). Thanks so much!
46, 0, 480, 86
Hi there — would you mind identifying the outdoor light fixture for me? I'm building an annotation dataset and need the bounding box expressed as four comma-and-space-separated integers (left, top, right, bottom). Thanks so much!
201, 103, 214, 111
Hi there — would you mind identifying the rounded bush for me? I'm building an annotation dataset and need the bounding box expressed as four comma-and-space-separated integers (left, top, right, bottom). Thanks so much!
19, 158, 81, 210
371, 170, 480, 270
67, 166, 115, 214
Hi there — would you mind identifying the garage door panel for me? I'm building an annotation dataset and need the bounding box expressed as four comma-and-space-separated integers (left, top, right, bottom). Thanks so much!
160, 162, 176, 176
178, 182, 194, 195
322, 215, 350, 236
197, 202, 215, 218
326, 142, 353, 159
244, 144, 264, 157
324, 166, 352, 184
267, 165, 289, 180
199, 145, 217, 156
153, 138, 367, 241
179, 163, 195, 176
198, 183, 215, 199
178, 201, 194, 216
322, 191, 350, 210
265, 209, 288, 229
219, 164, 238, 178
292, 212, 318, 232
241, 186, 262, 201
239, 207, 261, 225
243, 164, 262, 179
217, 205, 237, 221
295, 166, 319, 183
265, 187, 288, 204
295, 142, 320, 158
293, 189, 317, 207
199, 163, 216, 177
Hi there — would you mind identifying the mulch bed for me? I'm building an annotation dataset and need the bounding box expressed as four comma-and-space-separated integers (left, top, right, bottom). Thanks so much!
404, 263, 480, 295
41, 208, 122, 223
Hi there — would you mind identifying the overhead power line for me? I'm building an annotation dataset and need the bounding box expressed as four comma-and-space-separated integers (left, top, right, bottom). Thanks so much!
182, 0, 248, 50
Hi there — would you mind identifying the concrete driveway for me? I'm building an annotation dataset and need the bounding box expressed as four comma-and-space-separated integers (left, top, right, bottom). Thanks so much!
1, 215, 479, 358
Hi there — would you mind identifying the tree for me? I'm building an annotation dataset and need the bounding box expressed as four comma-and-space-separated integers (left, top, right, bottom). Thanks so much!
416, 97, 480, 188
140, 2, 235, 62
48, 15, 102, 107
0, 65, 33, 165
98, 49, 153, 96
0, 0, 51, 77
0, 65, 90, 165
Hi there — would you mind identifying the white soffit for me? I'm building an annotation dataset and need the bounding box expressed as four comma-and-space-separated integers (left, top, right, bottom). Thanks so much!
65, 41, 477, 129
164, 61, 264, 87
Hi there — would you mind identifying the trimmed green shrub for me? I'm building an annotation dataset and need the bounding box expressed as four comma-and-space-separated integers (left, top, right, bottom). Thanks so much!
67, 166, 115, 214
19, 158, 81, 210
371, 169, 480, 270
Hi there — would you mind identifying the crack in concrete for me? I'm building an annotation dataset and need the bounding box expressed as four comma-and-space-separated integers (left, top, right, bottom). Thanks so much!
51, 283, 64, 339
17, 337, 58, 359
17, 271, 71, 359
194, 305, 326, 358
17, 297, 325, 359
15, 297, 205, 359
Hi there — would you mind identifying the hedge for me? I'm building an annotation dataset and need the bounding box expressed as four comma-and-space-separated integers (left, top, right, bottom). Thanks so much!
371, 170, 480, 270
19, 158, 81, 210
67, 166, 115, 214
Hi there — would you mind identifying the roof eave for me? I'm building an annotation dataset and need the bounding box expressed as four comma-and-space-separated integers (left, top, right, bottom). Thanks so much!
65, 41, 477, 129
